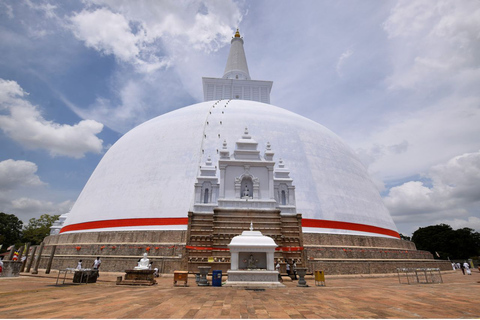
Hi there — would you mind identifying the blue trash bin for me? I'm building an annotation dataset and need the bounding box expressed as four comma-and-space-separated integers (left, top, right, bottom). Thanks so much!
212, 270, 222, 287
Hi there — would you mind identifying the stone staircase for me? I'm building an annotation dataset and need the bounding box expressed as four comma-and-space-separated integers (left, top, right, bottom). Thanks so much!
187, 209, 304, 273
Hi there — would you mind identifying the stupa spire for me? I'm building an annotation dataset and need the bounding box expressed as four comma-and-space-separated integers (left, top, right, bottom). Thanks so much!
202, 28, 273, 103
223, 29, 251, 80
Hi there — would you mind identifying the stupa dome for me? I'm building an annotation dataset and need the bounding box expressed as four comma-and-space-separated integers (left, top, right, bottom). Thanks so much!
61, 99, 399, 238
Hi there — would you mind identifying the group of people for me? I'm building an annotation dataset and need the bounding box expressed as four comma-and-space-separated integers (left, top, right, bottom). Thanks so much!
76, 257, 102, 276
75, 254, 160, 277
275, 259, 298, 281
452, 261, 473, 275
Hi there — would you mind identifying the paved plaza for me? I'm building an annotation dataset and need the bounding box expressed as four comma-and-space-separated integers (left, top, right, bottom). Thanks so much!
0, 269, 479, 318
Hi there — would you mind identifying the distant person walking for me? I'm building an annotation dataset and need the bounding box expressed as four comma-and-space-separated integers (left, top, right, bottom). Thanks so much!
292, 260, 298, 280
275, 260, 282, 282
460, 262, 465, 275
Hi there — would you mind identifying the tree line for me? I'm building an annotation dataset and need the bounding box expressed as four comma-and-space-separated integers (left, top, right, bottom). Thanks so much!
402, 224, 480, 260
0, 212, 59, 252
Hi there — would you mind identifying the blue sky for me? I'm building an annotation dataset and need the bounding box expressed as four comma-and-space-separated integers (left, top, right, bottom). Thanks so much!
1, 0, 479, 236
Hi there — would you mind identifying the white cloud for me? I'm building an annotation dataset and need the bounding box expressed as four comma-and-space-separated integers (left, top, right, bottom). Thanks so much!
1, 2, 14, 19
0, 158, 71, 221
354, 0, 480, 181
24, 0, 58, 19
70, 8, 143, 63
355, 93, 480, 181
0, 159, 45, 191
66, 69, 190, 133
69, 1, 242, 74
383, 0, 480, 91
384, 150, 480, 230
336, 49, 353, 77
442, 216, 480, 231
0, 78, 104, 158
7, 198, 73, 221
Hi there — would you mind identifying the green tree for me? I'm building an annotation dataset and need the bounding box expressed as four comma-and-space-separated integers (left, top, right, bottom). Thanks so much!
412, 224, 480, 259
0, 212, 23, 252
22, 214, 60, 245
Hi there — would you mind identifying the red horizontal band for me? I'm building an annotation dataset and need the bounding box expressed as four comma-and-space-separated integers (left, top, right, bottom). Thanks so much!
302, 218, 400, 238
60, 217, 188, 233
186, 246, 230, 251
60, 217, 399, 239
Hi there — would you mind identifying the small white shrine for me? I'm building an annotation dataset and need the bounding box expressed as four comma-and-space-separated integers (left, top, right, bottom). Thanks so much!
224, 223, 284, 288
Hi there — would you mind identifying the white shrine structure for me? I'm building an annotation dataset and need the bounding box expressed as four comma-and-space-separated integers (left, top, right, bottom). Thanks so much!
224, 223, 283, 288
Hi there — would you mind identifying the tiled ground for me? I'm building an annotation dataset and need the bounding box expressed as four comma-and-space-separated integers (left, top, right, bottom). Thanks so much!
0, 269, 479, 318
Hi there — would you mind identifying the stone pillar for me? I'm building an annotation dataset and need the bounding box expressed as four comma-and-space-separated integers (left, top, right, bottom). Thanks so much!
7, 245, 16, 260
17, 245, 25, 261
25, 246, 37, 273
267, 252, 275, 271
230, 252, 239, 271
219, 165, 226, 198
288, 186, 295, 205
268, 167, 274, 199
20, 242, 31, 272
45, 245, 57, 274
32, 242, 45, 274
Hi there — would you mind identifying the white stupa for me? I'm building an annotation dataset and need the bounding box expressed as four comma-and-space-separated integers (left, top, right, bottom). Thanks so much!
59, 29, 399, 239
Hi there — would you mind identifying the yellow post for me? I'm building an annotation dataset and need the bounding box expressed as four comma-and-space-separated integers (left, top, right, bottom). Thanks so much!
314, 270, 326, 286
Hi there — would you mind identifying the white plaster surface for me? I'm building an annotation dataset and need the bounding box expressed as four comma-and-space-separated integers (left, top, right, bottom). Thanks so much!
63, 100, 398, 237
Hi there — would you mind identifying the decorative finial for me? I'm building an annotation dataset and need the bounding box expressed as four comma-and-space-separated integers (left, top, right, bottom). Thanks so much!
242, 127, 251, 139
250, 221, 253, 231
222, 139, 228, 149
206, 155, 212, 166
235, 29, 241, 38
266, 142, 271, 150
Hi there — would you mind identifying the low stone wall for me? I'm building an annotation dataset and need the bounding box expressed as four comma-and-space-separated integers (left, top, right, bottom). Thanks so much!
306, 259, 453, 275
303, 233, 417, 250
44, 230, 187, 245
37, 230, 188, 272
305, 246, 432, 260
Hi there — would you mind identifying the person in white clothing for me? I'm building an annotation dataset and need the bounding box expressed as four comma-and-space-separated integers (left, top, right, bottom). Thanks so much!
275, 260, 282, 282
463, 262, 471, 275
93, 257, 101, 278
93, 257, 101, 270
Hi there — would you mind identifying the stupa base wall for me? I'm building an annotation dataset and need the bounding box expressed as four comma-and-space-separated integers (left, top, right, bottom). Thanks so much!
30, 230, 451, 275
36, 230, 188, 273
306, 259, 453, 275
